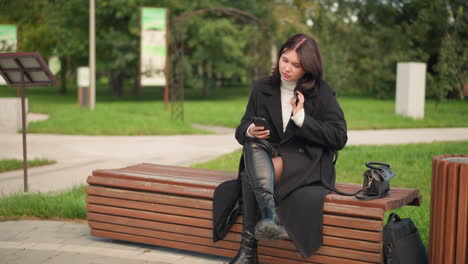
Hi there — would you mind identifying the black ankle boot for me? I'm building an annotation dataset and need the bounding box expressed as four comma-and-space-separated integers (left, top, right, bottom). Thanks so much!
230, 176, 259, 264
243, 139, 289, 241
229, 230, 258, 264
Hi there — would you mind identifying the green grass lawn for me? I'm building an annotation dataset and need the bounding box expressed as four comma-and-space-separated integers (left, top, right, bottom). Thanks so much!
1, 141, 466, 248
0, 158, 56, 173
0, 84, 466, 135
0, 186, 86, 220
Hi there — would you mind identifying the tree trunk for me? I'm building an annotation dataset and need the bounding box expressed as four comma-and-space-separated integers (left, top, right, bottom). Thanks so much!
216, 72, 222, 89
133, 66, 142, 96
203, 62, 210, 97
109, 70, 123, 97
59, 56, 67, 94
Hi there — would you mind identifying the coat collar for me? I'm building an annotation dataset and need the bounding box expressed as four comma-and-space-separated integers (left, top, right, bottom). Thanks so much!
261, 80, 284, 138
260, 78, 321, 142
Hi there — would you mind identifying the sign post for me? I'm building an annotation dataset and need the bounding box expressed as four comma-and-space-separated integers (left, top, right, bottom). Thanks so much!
140, 7, 168, 109
0, 52, 57, 192
89, 0, 96, 110
77, 66, 90, 107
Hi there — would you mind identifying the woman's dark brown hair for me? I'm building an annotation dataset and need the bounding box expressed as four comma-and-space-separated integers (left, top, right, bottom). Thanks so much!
272, 33, 323, 92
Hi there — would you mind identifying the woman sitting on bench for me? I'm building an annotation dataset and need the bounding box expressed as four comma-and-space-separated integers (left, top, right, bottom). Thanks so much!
213, 33, 348, 264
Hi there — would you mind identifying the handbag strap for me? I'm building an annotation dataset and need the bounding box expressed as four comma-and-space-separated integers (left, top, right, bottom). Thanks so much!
387, 212, 401, 224
366, 161, 390, 170
355, 189, 391, 200
322, 181, 362, 196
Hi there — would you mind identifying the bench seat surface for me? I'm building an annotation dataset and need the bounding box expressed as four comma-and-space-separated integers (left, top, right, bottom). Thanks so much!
86, 163, 422, 264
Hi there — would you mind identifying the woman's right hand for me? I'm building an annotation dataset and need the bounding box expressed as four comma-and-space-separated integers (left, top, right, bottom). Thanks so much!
248, 124, 270, 139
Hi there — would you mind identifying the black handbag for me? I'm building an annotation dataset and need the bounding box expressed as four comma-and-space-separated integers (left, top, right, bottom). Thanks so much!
326, 161, 396, 200
355, 161, 395, 200
383, 213, 428, 264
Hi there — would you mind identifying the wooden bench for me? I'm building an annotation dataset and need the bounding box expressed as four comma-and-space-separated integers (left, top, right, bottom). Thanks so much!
86, 163, 422, 264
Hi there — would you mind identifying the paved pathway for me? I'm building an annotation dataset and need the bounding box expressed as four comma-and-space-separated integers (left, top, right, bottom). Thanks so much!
0, 220, 229, 264
1, 126, 468, 263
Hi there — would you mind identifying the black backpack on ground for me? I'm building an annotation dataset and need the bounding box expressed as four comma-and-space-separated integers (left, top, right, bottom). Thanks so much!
383, 213, 428, 264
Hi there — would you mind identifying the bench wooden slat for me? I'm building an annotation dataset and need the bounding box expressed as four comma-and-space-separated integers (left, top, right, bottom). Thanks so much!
127, 163, 238, 178
89, 221, 239, 250
87, 203, 383, 232
261, 242, 380, 263
92, 170, 223, 188
323, 215, 382, 231
87, 204, 213, 228
86, 196, 211, 219
323, 226, 382, 242
87, 212, 382, 245
93, 163, 236, 185
88, 212, 215, 238
232, 215, 382, 232
86, 185, 212, 210
89, 221, 380, 262
90, 225, 376, 264
313, 247, 380, 263
325, 192, 421, 211
322, 236, 380, 253
87, 211, 380, 253
261, 236, 381, 254
91, 229, 238, 261
87, 186, 384, 219
87, 195, 384, 222
87, 176, 214, 199
89, 230, 372, 264
324, 203, 384, 220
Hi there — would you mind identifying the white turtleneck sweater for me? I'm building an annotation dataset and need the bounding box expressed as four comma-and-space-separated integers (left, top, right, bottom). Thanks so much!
246, 78, 305, 137
280, 78, 305, 131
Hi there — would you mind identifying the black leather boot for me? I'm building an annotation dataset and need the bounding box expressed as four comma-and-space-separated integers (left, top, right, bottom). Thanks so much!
229, 176, 259, 264
243, 139, 288, 241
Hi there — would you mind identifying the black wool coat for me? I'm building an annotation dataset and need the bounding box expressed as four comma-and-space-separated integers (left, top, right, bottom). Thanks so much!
212, 76, 347, 258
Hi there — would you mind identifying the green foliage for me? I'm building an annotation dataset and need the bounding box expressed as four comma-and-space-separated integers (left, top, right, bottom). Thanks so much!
44, 0, 89, 59
0, 158, 56, 173
183, 15, 265, 93
0, 0, 53, 57
431, 1, 468, 100
306, 0, 449, 98
0, 0, 465, 99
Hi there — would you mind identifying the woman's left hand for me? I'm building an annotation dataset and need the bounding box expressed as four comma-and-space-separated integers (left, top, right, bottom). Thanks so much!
291, 91, 305, 115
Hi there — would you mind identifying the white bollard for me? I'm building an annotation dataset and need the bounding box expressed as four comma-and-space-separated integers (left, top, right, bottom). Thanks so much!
395, 62, 427, 120
0, 98, 28, 133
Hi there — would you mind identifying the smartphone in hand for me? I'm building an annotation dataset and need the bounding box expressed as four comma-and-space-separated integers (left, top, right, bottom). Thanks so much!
251, 116, 273, 132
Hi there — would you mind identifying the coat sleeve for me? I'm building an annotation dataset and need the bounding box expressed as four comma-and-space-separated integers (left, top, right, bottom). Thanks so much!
235, 86, 259, 145
295, 82, 348, 150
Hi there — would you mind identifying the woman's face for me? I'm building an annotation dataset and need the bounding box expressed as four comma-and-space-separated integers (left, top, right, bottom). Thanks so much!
279, 49, 305, 82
